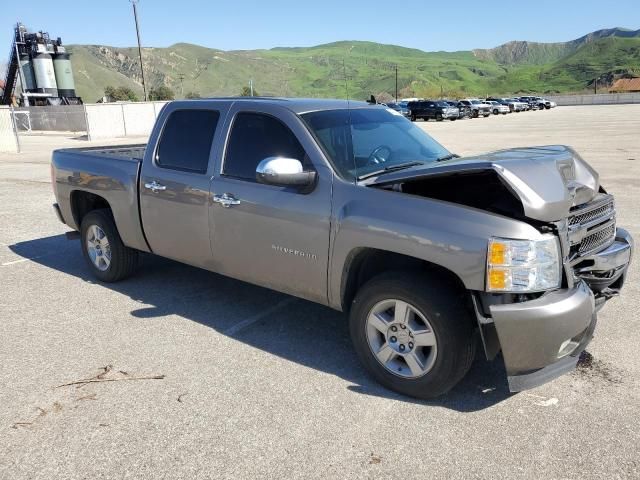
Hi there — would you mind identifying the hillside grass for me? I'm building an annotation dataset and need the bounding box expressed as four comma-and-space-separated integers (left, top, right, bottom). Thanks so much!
66, 36, 640, 101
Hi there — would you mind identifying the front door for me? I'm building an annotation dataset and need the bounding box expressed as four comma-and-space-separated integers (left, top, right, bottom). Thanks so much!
210, 105, 332, 304
139, 105, 227, 268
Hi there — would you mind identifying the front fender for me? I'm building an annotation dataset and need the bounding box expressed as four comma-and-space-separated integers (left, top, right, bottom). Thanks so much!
327, 181, 544, 310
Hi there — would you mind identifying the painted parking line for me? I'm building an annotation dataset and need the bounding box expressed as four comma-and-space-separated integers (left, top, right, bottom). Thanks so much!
223, 297, 297, 337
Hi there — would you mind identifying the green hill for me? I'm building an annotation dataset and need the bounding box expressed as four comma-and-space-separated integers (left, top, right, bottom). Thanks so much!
473, 27, 640, 65
65, 28, 640, 102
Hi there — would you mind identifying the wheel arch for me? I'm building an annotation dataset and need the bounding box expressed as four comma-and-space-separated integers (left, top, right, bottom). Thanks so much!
339, 247, 467, 313
70, 190, 112, 230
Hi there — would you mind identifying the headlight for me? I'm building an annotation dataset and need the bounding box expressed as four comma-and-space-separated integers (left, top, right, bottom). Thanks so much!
486, 235, 561, 292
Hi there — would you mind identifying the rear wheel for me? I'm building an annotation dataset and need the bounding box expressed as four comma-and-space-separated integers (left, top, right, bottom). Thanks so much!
410, 114, 416, 122
472, 109, 479, 118
80, 209, 139, 282
435, 113, 443, 122
493, 108, 499, 115
349, 272, 476, 399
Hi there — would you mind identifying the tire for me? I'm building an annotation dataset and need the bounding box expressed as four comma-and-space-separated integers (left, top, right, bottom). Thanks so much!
502, 112, 507, 115
493, 109, 499, 115
349, 272, 476, 399
472, 109, 479, 118
450, 117, 456, 121
435, 113, 443, 122
483, 113, 490, 117
80, 209, 139, 282
410, 114, 416, 122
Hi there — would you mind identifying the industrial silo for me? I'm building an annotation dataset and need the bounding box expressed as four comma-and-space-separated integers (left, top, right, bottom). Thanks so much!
53, 49, 76, 97
19, 54, 37, 92
32, 52, 58, 95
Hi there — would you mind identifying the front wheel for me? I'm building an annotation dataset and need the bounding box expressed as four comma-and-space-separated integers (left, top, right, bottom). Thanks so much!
349, 273, 476, 399
435, 113, 443, 122
80, 209, 139, 282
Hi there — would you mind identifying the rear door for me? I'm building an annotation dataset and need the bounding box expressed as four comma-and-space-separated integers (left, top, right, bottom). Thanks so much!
209, 103, 333, 304
139, 102, 230, 268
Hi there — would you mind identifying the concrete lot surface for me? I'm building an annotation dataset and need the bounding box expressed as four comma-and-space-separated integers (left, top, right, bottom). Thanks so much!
1, 105, 639, 479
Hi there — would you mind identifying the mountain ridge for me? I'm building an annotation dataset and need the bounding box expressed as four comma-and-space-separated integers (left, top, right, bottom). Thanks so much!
17, 27, 640, 101
473, 27, 640, 65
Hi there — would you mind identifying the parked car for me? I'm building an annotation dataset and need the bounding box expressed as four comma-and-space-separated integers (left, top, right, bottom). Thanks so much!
484, 100, 510, 115
445, 100, 472, 119
459, 99, 491, 117
504, 98, 528, 112
486, 97, 520, 113
386, 102, 410, 118
519, 96, 548, 110
407, 100, 459, 121
51, 98, 633, 399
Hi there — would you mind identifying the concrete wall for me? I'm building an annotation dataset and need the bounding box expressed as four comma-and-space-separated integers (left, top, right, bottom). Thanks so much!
546, 93, 640, 106
86, 101, 170, 140
0, 107, 19, 153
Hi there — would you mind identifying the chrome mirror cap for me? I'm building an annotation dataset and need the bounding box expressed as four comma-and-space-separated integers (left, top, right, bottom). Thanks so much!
256, 157, 316, 188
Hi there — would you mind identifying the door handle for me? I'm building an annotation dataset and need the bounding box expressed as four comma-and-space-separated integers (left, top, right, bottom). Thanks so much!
144, 180, 166, 193
213, 193, 241, 208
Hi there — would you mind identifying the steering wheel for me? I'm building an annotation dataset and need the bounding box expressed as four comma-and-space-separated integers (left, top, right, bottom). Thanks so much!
368, 145, 392, 165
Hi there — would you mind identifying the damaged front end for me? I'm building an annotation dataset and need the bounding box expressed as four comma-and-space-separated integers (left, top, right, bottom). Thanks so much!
368, 145, 634, 391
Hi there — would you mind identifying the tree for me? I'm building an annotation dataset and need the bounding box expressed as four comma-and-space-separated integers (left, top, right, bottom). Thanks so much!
185, 91, 201, 99
240, 86, 259, 97
104, 85, 139, 102
149, 85, 175, 101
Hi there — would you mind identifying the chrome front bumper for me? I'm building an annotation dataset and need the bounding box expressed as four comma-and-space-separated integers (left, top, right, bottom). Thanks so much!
489, 227, 633, 391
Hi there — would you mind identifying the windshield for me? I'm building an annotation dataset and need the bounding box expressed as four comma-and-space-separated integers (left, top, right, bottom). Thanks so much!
301, 107, 450, 181
435, 101, 449, 107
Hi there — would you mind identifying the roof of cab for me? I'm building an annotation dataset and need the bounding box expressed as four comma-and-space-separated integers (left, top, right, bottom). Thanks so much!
172, 97, 373, 115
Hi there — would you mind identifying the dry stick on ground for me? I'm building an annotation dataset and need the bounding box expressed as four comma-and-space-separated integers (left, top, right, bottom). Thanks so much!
56, 375, 165, 388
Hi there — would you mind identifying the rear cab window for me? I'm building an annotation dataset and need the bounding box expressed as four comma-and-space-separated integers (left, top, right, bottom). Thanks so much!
156, 109, 220, 174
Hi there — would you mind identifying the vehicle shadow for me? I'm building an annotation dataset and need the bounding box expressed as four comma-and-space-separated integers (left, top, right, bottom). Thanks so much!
10, 234, 514, 412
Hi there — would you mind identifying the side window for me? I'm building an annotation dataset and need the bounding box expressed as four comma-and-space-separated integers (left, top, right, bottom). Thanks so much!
156, 109, 219, 173
224, 112, 306, 181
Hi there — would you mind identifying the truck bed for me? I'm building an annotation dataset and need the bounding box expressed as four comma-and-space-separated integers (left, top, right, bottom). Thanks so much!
51, 143, 150, 253
54, 144, 146, 162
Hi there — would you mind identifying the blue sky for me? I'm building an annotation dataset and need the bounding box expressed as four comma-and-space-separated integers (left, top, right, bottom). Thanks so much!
2, 0, 638, 52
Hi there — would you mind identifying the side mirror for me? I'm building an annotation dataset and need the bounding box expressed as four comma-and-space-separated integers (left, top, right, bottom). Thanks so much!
256, 157, 317, 188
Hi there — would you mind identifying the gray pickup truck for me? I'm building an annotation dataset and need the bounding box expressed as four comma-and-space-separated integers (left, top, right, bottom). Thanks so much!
51, 98, 633, 398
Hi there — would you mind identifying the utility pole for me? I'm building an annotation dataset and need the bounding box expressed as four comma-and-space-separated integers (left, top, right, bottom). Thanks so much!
395, 65, 398, 102
594, 77, 597, 94
250, 79, 254, 96
177, 73, 185, 96
131, 0, 147, 101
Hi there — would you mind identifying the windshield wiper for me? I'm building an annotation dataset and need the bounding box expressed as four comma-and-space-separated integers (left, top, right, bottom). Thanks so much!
435, 153, 460, 162
357, 161, 425, 181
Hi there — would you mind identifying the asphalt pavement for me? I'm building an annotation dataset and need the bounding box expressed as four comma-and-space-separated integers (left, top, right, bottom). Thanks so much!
0, 105, 639, 479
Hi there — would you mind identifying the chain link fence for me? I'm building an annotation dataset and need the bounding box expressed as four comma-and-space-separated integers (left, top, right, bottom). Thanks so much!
12, 105, 87, 133
0, 106, 19, 153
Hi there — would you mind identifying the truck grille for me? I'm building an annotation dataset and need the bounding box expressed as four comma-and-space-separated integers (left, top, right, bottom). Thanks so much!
568, 194, 616, 258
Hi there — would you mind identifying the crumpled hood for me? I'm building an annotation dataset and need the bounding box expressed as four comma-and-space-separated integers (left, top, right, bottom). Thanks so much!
368, 145, 600, 222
